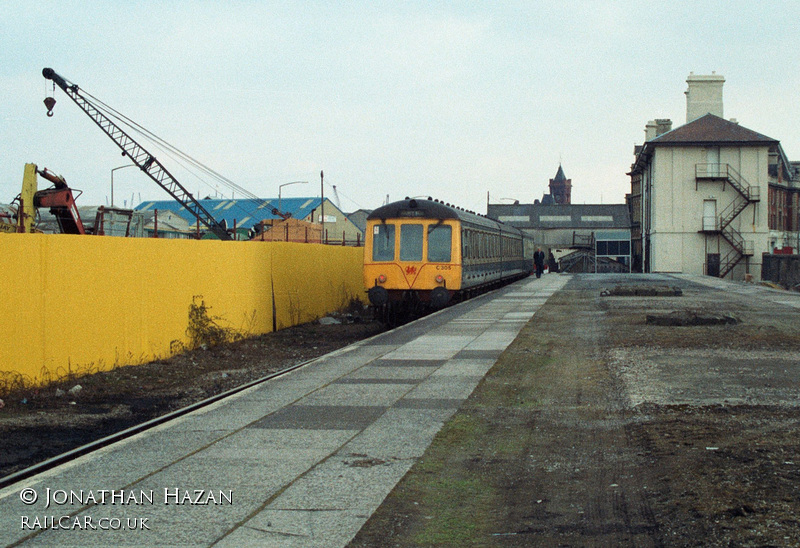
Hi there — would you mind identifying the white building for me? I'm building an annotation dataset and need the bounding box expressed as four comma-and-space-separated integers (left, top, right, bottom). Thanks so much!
629, 73, 799, 280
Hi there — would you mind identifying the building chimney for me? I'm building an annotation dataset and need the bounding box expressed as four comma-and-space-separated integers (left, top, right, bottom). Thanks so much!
685, 72, 724, 123
655, 119, 672, 136
645, 120, 658, 141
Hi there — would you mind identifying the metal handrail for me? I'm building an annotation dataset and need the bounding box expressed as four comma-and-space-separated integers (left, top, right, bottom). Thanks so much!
702, 215, 719, 231
719, 197, 749, 229
696, 163, 759, 202
722, 226, 743, 250
696, 163, 728, 179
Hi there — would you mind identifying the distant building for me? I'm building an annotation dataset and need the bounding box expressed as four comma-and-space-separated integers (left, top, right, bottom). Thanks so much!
135, 197, 364, 244
628, 72, 800, 280
539, 164, 572, 205
487, 202, 632, 271
489, 163, 630, 271
139, 209, 196, 239
29, 205, 147, 237
346, 209, 372, 235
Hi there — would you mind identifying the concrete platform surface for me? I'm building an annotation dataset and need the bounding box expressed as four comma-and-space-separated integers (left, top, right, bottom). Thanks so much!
0, 274, 568, 547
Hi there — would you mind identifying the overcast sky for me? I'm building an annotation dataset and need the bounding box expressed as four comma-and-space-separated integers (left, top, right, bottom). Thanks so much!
2, 1, 798, 215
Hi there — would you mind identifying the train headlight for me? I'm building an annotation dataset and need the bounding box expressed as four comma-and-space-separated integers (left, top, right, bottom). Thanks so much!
435, 274, 445, 284
378, 274, 387, 284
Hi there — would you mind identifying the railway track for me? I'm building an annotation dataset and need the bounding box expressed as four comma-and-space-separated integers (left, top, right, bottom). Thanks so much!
0, 359, 316, 490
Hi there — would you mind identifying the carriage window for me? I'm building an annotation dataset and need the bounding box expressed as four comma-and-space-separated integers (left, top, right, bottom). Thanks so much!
428, 224, 452, 262
372, 223, 395, 261
400, 224, 423, 261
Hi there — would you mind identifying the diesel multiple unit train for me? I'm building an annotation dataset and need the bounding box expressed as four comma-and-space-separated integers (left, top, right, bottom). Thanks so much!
364, 197, 535, 322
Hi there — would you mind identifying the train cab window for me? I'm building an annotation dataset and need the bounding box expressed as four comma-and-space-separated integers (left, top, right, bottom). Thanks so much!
400, 224, 423, 261
427, 224, 452, 262
372, 223, 395, 261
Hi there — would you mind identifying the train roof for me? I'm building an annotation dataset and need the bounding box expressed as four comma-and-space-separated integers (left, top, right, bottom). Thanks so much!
368, 198, 516, 232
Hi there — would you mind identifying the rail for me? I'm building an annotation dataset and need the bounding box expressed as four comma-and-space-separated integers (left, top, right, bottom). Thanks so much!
0, 357, 319, 489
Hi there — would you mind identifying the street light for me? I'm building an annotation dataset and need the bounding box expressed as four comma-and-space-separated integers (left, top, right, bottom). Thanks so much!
111, 164, 137, 207
278, 181, 308, 213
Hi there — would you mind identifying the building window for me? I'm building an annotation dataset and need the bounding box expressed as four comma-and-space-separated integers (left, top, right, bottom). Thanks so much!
597, 240, 631, 258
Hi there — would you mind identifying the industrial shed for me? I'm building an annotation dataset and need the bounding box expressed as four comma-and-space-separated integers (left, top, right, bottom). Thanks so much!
135, 197, 364, 244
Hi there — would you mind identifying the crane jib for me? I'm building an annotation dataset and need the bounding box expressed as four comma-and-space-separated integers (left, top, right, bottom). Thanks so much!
42, 67, 233, 241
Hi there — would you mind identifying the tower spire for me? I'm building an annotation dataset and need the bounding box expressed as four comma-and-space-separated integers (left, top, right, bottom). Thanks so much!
549, 164, 572, 204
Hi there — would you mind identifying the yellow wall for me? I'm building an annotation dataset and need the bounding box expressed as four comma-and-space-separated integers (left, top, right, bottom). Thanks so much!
0, 234, 365, 387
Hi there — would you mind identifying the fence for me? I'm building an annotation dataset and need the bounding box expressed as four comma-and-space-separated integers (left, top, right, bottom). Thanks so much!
0, 234, 366, 388
761, 253, 800, 290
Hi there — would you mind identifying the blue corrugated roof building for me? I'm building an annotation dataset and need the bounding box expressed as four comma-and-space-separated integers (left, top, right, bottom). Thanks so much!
134, 197, 364, 243
134, 197, 328, 231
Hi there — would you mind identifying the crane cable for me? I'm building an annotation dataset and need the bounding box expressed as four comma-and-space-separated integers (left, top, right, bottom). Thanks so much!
79, 87, 259, 202
55, 74, 356, 224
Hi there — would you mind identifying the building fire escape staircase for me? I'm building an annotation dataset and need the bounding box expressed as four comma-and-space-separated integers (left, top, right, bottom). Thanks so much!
696, 164, 760, 278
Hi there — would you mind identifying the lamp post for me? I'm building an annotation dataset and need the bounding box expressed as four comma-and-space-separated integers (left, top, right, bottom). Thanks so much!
278, 181, 308, 213
111, 164, 137, 207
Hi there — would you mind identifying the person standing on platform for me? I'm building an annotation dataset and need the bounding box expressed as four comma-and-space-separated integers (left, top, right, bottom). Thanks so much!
534, 248, 545, 278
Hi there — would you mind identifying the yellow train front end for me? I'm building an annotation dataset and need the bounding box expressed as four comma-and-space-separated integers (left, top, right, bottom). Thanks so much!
364, 199, 462, 310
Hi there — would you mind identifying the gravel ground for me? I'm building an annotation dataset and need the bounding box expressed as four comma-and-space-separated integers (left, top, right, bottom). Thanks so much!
350, 274, 800, 547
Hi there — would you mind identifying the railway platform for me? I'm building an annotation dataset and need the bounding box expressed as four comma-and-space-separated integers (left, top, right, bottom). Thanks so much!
0, 273, 568, 547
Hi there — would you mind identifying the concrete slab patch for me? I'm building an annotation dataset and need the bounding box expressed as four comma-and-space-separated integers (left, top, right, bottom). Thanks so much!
381, 335, 475, 360
405, 376, 485, 400
450, 318, 496, 325
393, 398, 463, 409
504, 311, 535, 320
219, 508, 367, 548
612, 348, 800, 407
27, 429, 227, 487
297, 384, 409, 407
342, 365, 436, 381
369, 359, 446, 367
133, 457, 289, 509
168, 400, 294, 432
454, 349, 502, 360
342, 407, 458, 459
333, 378, 419, 385
240, 373, 355, 403
191, 428, 354, 462
465, 331, 519, 351
268, 456, 413, 513
430, 358, 497, 377
21, 503, 239, 547
249, 405, 387, 430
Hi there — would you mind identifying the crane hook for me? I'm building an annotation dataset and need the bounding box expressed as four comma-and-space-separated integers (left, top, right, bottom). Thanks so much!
44, 96, 56, 117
